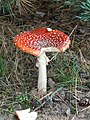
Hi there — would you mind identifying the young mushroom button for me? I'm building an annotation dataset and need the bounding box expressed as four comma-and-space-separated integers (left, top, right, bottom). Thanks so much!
13, 28, 70, 97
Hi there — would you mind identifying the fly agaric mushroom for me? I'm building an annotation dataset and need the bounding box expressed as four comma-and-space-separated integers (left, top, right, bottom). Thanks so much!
13, 28, 70, 96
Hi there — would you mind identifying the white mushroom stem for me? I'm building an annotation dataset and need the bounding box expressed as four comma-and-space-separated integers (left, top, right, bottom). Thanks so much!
37, 52, 49, 96
36, 47, 60, 96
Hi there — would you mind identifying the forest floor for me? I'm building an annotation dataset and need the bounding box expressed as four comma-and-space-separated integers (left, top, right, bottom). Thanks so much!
0, 1, 90, 120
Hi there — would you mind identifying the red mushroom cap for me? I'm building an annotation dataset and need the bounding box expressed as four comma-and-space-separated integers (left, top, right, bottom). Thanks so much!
13, 28, 70, 56
31, 27, 50, 35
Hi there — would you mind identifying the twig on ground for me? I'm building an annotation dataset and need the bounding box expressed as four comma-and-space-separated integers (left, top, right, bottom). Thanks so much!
80, 105, 90, 112
69, 25, 78, 38
79, 49, 88, 69
39, 91, 53, 101
2, 25, 8, 54
75, 77, 78, 114
34, 101, 46, 111
71, 113, 77, 120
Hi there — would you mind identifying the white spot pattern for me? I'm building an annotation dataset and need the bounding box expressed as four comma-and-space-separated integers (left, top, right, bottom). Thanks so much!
13, 28, 70, 56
